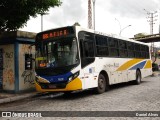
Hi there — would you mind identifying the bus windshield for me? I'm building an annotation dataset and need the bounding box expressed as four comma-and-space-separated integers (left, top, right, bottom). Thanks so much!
36, 37, 79, 69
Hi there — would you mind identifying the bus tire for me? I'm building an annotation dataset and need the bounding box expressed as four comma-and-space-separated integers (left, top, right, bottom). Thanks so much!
134, 70, 141, 85
94, 74, 106, 94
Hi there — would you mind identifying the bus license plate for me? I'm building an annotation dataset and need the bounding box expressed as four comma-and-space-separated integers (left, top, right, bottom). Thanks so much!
48, 85, 56, 89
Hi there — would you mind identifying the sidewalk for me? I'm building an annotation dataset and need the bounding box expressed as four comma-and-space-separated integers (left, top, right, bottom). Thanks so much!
0, 91, 47, 104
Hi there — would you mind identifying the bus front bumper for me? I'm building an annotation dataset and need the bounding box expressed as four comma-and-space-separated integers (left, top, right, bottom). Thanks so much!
35, 78, 82, 92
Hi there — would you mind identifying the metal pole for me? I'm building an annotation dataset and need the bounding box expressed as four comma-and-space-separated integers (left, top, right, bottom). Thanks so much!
115, 18, 121, 35
119, 25, 131, 36
41, 14, 43, 32
40, 13, 49, 32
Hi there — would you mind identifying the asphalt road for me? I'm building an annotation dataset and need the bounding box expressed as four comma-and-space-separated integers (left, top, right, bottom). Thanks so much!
0, 75, 160, 120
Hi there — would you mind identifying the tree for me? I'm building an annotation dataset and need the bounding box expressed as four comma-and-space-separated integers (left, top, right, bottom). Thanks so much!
0, 0, 62, 32
73, 22, 80, 26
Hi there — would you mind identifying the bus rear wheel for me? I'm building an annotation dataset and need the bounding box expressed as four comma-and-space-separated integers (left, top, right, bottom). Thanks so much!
95, 74, 106, 94
134, 70, 141, 85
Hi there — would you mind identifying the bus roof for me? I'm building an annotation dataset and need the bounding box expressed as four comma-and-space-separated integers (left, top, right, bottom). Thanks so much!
37, 25, 150, 46
75, 26, 150, 46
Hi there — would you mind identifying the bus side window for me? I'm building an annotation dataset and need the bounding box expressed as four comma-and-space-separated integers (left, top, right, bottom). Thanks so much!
84, 41, 89, 57
84, 41, 94, 57
80, 39, 84, 58
80, 39, 95, 68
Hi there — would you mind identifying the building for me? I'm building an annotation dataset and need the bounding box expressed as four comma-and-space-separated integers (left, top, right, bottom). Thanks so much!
0, 31, 36, 93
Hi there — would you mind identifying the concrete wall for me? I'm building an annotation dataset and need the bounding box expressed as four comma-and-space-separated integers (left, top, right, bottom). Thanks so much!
0, 44, 15, 91
19, 44, 35, 91
0, 30, 36, 93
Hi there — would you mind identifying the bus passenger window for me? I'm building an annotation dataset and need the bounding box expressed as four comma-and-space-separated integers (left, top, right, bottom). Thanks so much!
84, 41, 94, 57
84, 41, 89, 57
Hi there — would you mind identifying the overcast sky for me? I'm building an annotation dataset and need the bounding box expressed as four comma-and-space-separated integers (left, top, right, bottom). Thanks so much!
20, 0, 160, 44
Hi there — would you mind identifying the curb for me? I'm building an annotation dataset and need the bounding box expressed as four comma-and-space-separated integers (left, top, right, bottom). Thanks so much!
0, 92, 38, 104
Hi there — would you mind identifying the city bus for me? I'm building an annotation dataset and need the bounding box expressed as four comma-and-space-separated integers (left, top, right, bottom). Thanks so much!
34, 26, 152, 94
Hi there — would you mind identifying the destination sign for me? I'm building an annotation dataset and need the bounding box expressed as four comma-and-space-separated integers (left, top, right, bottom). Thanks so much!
41, 27, 74, 40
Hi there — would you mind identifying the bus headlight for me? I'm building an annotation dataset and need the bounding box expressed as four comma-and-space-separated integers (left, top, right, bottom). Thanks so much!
68, 71, 80, 82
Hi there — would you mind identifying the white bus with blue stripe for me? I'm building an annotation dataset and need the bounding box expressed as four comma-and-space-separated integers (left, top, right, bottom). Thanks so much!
35, 26, 152, 94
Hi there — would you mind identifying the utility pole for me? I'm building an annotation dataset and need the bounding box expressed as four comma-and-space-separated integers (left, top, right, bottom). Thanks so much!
144, 9, 158, 53
40, 13, 48, 32
92, 0, 96, 30
41, 13, 43, 32
88, 0, 96, 30
88, 0, 92, 29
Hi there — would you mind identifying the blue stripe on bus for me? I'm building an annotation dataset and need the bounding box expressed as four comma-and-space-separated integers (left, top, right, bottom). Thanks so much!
129, 61, 146, 70
41, 72, 72, 83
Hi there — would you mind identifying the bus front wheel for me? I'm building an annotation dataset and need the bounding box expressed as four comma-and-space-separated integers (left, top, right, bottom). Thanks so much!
94, 74, 106, 94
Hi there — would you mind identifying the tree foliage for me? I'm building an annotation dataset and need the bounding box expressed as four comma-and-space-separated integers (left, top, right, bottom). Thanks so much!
73, 22, 80, 26
0, 0, 62, 32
